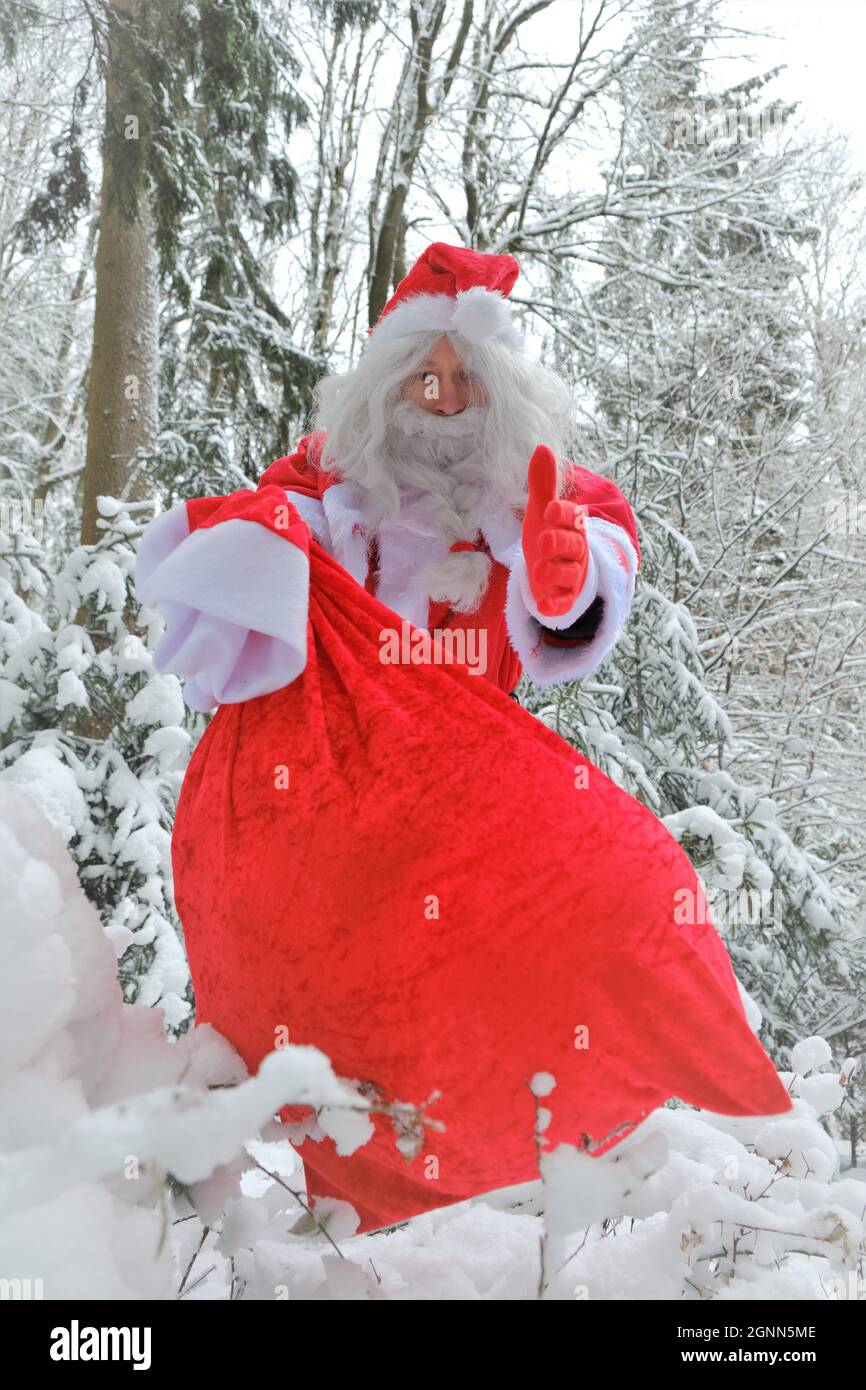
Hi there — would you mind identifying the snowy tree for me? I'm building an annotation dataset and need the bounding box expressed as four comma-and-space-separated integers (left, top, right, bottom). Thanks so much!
0, 0, 330, 1010
0, 498, 196, 1026
7, 0, 323, 529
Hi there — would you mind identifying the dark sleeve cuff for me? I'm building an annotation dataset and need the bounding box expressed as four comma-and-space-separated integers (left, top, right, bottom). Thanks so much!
540, 594, 605, 647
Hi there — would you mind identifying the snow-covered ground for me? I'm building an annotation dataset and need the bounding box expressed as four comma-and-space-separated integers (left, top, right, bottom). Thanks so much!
1, 780, 863, 1301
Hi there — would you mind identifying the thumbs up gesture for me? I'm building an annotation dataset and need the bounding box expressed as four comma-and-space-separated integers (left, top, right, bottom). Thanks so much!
521, 445, 590, 617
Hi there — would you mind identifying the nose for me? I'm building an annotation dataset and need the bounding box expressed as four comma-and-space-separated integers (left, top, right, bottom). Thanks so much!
434, 376, 468, 414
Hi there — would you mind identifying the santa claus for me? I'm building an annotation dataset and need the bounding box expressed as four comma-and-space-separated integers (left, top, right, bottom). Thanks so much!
136, 243, 791, 1235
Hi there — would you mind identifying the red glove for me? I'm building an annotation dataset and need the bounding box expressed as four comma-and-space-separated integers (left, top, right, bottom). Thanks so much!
521, 444, 590, 618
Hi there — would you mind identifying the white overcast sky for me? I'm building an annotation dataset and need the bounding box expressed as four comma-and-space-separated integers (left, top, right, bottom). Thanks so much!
717, 0, 866, 167
524, 1, 866, 170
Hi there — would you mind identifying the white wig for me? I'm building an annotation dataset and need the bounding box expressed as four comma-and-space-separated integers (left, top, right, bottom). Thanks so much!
311, 329, 576, 518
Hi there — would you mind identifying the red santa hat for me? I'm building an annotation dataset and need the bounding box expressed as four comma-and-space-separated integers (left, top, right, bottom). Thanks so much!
367, 241, 524, 350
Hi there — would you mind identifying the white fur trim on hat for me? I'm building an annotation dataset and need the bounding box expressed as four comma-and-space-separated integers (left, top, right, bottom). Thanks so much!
451, 286, 517, 342
369, 286, 524, 349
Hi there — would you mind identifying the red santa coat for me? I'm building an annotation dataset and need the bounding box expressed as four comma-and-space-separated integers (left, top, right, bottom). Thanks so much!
135, 436, 792, 1234
254, 430, 641, 697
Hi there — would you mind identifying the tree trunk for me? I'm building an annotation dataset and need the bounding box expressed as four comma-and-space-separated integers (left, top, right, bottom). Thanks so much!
35, 216, 98, 504
80, 0, 158, 544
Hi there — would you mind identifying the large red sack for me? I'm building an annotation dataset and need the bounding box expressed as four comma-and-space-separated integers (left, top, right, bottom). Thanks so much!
172, 538, 792, 1232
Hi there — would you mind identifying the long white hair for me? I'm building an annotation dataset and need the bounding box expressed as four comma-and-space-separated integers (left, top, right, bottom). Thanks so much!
311, 328, 577, 610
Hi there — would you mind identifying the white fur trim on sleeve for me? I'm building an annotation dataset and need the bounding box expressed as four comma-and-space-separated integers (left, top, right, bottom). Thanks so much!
515, 545, 601, 629
135, 500, 190, 583
285, 489, 327, 543
136, 514, 309, 708
504, 517, 637, 685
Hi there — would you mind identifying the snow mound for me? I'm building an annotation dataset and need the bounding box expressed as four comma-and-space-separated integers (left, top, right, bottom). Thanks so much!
0, 783, 373, 1298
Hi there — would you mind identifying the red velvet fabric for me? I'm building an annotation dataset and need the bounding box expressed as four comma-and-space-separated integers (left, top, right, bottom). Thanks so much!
257, 432, 640, 694
257, 430, 333, 501
187, 484, 311, 553
171, 516, 792, 1234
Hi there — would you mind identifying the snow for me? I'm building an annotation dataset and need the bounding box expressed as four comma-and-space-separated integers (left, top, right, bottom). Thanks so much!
56, 669, 89, 709
797, 1073, 846, 1115
1, 780, 863, 1301
141, 725, 192, 771
0, 782, 375, 1297
791, 1035, 834, 1075
0, 678, 29, 733
126, 673, 185, 727
1, 745, 89, 842
74, 555, 128, 613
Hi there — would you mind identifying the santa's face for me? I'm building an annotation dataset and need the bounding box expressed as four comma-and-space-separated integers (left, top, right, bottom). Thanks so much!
398, 334, 489, 414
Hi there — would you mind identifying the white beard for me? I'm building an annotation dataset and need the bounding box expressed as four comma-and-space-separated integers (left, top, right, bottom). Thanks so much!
375, 399, 496, 612
386, 396, 485, 448
383, 400, 490, 501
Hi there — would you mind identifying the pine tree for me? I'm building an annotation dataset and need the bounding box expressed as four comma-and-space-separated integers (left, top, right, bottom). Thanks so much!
11, 0, 325, 513
0, 498, 198, 1029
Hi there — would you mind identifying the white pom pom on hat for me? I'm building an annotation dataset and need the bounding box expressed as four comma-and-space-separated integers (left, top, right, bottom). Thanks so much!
451, 284, 518, 342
